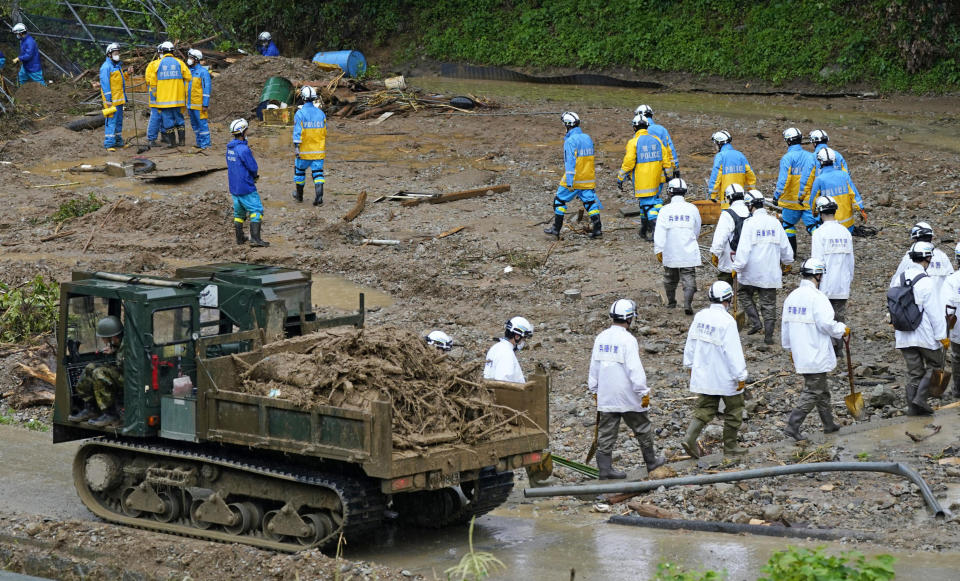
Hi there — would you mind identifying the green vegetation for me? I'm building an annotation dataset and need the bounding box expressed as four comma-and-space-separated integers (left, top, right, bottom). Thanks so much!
654, 562, 727, 580
444, 517, 506, 580
656, 547, 896, 580
12, 0, 960, 93
760, 547, 896, 580
0, 412, 50, 432
50, 193, 105, 223
0, 275, 60, 343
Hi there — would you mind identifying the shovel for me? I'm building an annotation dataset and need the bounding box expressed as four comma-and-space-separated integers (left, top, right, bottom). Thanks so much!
585, 410, 599, 464
732, 279, 747, 330
929, 347, 952, 398
843, 334, 865, 420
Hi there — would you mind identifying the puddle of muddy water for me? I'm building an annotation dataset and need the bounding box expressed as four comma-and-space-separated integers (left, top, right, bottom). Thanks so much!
353, 508, 960, 580
410, 76, 960, 155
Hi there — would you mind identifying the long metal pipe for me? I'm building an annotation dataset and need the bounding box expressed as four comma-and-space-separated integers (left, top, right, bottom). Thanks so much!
524, 461, 947, 519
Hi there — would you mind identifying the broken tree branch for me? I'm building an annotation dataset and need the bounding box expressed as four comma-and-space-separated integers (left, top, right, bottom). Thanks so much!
401, 184, 511, 207
82, 198, 123, 253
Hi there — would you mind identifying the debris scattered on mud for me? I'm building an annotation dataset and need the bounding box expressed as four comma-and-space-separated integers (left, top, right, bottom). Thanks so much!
212, 55, 338, 122
235, 327, 518, 449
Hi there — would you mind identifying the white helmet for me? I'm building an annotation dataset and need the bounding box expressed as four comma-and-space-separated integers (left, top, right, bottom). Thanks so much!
708, 281, 734, 304
299, 85, 317, 101
631, 113, 649, 131
816, 147, 837, 167
12, 23, 26, 34
954, 240, 960, 260
909, 241, 935, 261
187, 48, 203, 61
505, 316, 534, 339
744, 189, 765, 209
711, 130, 731, 149
910, 221, 934, 241
425, 330, 453, 351
258, 31, 272, 42
229, 118, 249, 134
815, 195, 838, 214
561, 111, 580, 129
809, 129, 829, 145
609, 299, 637, 323
666, 178, 687, 197
634, 104, 654, 118
724, 183, 746, 201
158, 41, 174, 53
783, 127, 802, 145
105, 43, 120, 56
799, 257, 827, 276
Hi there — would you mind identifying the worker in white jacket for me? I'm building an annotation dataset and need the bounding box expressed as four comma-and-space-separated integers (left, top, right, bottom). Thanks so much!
890, 222, 954, 298
709, 184, 751, 285
588, 299, 665, 479
681, 281, 750, 458
891, 242, 949, 415
939, 241, 960, 399
484, 316, 533, 383
654, 178, 702, 314
782, 258, 850, 441
810, 196, 855, 352
731, 190, 795, 344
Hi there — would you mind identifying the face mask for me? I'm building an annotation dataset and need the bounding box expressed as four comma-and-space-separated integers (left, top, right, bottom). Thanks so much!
187, 58, 195, 66
111, 54, 120, 63
515, 340, 526, 351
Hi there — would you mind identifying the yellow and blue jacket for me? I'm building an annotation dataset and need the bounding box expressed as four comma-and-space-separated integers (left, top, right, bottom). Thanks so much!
809, 166, 861, 229
292, 102, 327, 160
773, 144, 816, 211
99, 58, 125, 108
814, 143, 863, 207
187, 63, 211, 114
145, 58, 160, 108
709, 143, 756, 206
618, 129, 673, 199
560, 127, 595, 190
154, 53, 191, 109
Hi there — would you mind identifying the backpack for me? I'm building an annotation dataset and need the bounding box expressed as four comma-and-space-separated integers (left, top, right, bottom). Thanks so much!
887, 272, 928, 331
724, 209, 747, 251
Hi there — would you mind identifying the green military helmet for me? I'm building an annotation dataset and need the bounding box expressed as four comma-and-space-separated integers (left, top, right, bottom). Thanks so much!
95, 315, 123, 338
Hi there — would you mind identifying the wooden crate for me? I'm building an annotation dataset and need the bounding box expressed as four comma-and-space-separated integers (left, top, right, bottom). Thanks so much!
692, 199, 722, 225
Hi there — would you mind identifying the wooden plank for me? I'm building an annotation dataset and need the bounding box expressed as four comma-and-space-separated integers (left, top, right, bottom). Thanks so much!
342, 191, 367, 222
619, 205, 643, 217
402, 184, 511, 207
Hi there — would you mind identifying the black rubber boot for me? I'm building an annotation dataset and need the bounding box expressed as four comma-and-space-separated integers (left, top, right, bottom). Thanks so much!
788, 236, 798, 257
544, 214, 564, 237
234, 222, 247, 245
177, 126, 185, 147
664, 282, 678, 309
645, 219, 657, 241
763, 320, 776, 345
819, 409, 840, 434
641, 446, 666, 472
164, 130, 177, 148
683, 287, 696, 315
68, 402, 98, 422
589, 214, 602, 238
312, 183, 324, 206
596, 451, 626, 480
681, 419, 706, 458
784, 409, 808, 441
744, 305, 762, 334
292, 184, 304, 203
249, 222, 270, 247
639, 216, 648, 240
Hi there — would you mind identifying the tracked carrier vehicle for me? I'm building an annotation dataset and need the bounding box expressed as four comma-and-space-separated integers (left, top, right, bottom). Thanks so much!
53, 263, 549, 551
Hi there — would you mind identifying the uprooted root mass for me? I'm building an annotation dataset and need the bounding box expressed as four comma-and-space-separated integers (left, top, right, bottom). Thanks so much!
234, 327, 521, 449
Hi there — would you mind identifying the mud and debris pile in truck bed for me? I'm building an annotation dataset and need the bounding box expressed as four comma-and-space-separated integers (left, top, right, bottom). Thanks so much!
232, 327, 525, 449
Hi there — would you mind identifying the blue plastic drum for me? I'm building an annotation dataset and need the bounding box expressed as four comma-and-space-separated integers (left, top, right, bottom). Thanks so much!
312, 51, 367, 77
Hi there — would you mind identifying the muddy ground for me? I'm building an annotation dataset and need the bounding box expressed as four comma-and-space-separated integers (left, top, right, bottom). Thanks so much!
2, 60, 960, 578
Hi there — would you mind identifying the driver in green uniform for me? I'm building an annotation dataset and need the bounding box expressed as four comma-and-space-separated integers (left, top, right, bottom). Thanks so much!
68, 316, 124, 427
